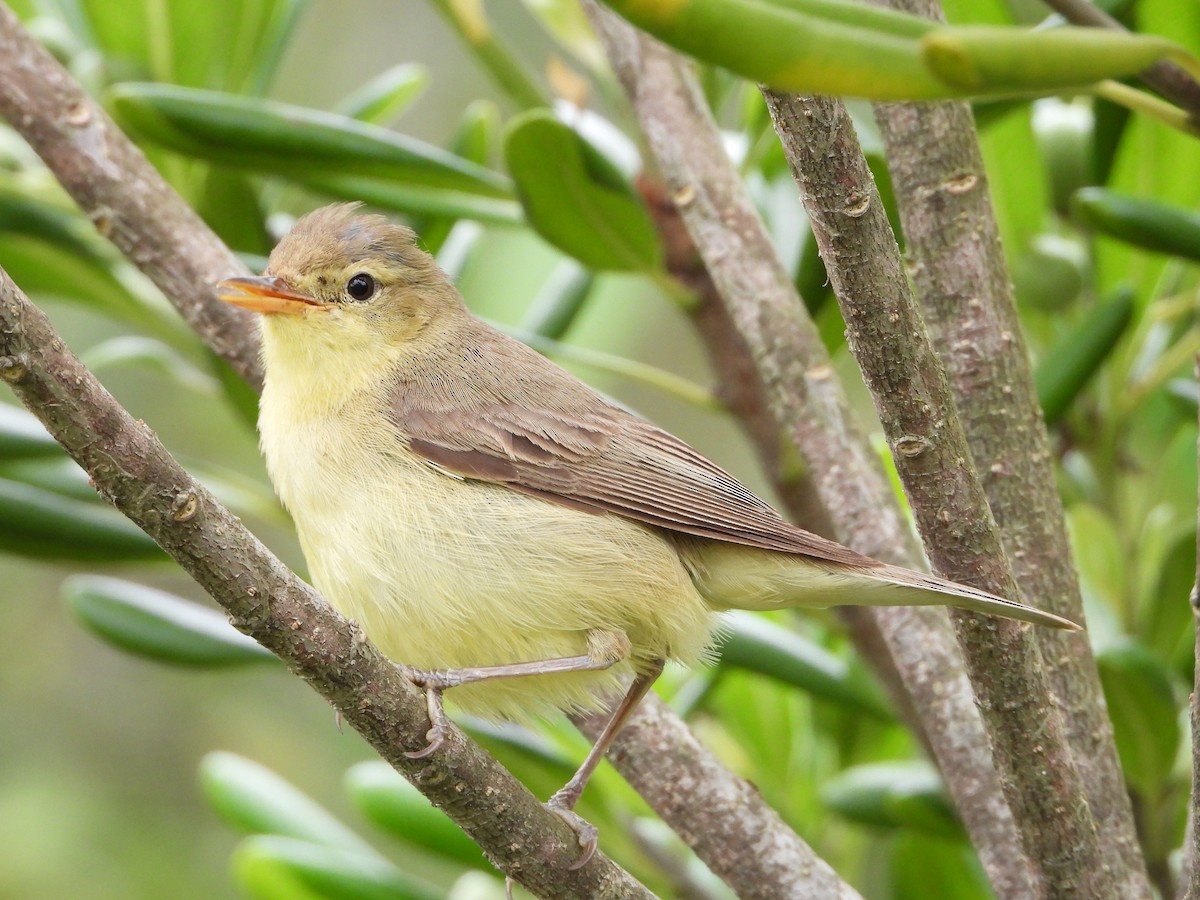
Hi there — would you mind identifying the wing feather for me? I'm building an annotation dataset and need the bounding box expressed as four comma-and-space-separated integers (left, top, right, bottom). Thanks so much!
395, 383, 876, 569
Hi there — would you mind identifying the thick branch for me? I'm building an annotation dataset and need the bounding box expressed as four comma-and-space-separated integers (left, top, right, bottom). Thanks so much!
871, 0, 1150, 893
0, 266, 652, 900
586, 5, 1038, 895
0, 2, 261, 388
763, 89, 1110, 898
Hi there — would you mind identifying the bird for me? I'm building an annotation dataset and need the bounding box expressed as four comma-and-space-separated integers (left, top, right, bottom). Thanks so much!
218, 202, 1077, 865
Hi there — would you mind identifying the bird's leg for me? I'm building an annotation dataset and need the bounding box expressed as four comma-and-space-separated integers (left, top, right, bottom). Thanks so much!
399, 630, 632, 760
549, 657, 666, 869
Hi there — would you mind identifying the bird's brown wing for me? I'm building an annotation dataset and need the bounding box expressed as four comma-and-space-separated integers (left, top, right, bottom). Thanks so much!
394, 396, 877, 568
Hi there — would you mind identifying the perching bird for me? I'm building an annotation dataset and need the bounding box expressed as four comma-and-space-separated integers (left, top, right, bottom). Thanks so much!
219, 203, 1076, 864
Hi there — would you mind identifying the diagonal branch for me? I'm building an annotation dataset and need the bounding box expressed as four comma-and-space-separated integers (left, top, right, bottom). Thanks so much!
0, 263, 652, 900
762, 88, 1114, 897
0, 2, 261, 388
584, 4, 1037, 895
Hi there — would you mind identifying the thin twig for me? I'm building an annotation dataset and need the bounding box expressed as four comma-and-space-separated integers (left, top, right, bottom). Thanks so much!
763, 87, 1113, 897
1041, 0, 1200, 124
584, 5, 1039, 894
0, 2, 262, 389
871, 0, 1152, 893
0, 264, 652, 900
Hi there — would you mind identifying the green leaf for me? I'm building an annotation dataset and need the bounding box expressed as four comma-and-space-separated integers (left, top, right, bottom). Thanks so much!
518, 260, 595, 339
299, 173, 521, 224
718, 612, 893, 718
200, 753, 379, 855
108, 84, 515, 222
344, 763, 485, 868
0, 477, 162, 561
922, 26, 1184, 95
821, 761, 963, 838
0, 457, 97, 502
1097, 640, 1181, 798
599, 0, 1189, 100
233, 835, 442, 900
1071, 188, 1200, 261
888, 830, 991, 900
1035, 286, 1134, 426
335, 63, 430, 125
504, 110, 662, 272
64, 575, 273, 667
1140, 530, 1196, 662
0, 403, 60, 459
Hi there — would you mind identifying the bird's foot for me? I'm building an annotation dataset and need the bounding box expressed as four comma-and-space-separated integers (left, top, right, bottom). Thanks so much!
546, 792, 599, 870
398, 666, 454, 759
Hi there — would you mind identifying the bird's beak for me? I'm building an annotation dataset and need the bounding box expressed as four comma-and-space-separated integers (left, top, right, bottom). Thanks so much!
216, 276, 325, 316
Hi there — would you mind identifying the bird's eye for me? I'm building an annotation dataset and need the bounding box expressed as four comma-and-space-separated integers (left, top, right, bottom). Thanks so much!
346, 273, 376, 302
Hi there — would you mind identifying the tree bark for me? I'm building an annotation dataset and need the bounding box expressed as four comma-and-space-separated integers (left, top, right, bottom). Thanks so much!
764, 89, 1111, 899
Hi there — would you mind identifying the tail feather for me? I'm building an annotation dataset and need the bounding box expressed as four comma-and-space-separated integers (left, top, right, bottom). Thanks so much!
872, 564, 1080, 631
684, 542, 1080, 631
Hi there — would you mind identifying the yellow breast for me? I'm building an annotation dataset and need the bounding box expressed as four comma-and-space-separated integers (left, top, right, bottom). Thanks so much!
257, 322, 716, 721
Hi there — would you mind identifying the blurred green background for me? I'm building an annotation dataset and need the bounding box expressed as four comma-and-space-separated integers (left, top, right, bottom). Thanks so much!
1, 0, 1198, 897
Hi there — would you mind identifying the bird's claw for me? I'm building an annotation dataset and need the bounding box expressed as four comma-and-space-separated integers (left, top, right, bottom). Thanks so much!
403, 681, 451, 760
546, 800, 599, 870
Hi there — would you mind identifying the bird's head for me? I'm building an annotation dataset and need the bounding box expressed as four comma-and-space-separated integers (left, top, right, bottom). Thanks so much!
218, 204, 464, 365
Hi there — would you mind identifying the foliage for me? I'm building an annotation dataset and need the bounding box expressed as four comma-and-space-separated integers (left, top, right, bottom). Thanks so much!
0, 0, 1198, 898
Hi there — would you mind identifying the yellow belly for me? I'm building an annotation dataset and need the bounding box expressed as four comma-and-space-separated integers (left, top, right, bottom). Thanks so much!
262, 398, 717, 722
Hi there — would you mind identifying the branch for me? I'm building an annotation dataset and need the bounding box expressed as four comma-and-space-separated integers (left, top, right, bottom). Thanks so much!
576, 699, 863, 900
1040, 0, 1200, 123
869, 0, 1150, 888
0, 263, 654, 900
584, 5, 1038, 895
762, 87, 1114, 897
0, 8, 864, 896
0, 2, 261, 389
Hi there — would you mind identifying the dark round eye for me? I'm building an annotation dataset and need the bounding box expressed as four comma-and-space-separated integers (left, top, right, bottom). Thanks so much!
346, 273, 376, 302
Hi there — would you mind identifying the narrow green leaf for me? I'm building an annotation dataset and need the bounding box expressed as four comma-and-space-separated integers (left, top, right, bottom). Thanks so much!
718, 612, 893, 718
1035, 286, 1134, 426
1097, 641, 1180, 798
64, 575, 273, 667
425, 0, 549, 110
201, 753, 380, 856
888, 831, 992, 900
504, 110, 662, 271
601, 0, 1189, 100
821, 761, 963, 838
233, 835, 442, 900
600, 0, 947, 100
1140, 531, 1196, 662
108, 84, 512, 199
335, 63, 430, 125
0, 457, 96, 502
0, 477, 162, 561
299, 173, 522, 224
922, 26, 1184, 94
0, 403, 59, 459
1033, 98, 1094, 218
519, 260, 595, 339
344, 763, 485, 868
1071, 187, 1200, 261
